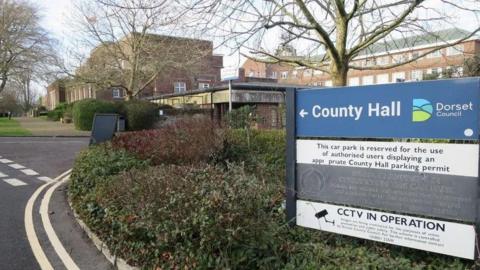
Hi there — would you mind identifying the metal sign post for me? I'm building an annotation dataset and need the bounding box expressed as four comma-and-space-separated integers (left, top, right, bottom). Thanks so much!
286, 88, 296, 225
221, 67, 239, 113
228, 80, 233, 112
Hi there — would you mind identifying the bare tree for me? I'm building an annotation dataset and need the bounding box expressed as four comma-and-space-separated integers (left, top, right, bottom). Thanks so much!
191, 0, 480, 86
0, 89, 21, 114
464, 54, 480, 77
0, 0, 53, 94
10, 71, 38, 112
67, 0, 215, 100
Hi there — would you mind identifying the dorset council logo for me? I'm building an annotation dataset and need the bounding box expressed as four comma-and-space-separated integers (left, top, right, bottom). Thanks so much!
412, 99, 433, 122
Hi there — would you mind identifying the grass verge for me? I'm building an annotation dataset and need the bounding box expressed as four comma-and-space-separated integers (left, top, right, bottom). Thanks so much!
0, 118, 32, 136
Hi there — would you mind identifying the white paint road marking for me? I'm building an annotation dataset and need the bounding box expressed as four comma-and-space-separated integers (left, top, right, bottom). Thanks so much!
21, 169, 39, 176
9, 163, 26, 169
24, 169, 73, 270
40, 172, 80, 270
0, 158, 13, 163
37, 176, 53, 182
0, 171, 7, 178
4, 178, 27, 186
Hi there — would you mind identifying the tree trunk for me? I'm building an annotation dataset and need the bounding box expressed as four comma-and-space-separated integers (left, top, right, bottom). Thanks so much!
0, 75, 7, 94
332, 13, 348, 87
330, 61, 348, 86
124, 91, 132, 101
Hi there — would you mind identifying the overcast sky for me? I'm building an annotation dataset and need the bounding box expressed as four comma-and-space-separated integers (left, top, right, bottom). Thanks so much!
37, 0, 479, 70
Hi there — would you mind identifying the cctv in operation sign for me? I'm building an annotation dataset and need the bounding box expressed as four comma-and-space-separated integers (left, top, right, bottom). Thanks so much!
285, 78, 480, 260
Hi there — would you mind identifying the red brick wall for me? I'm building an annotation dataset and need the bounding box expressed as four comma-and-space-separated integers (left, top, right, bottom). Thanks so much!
242, 40, 478, 86
255, 103, 282, 129
46, 81, 66, 110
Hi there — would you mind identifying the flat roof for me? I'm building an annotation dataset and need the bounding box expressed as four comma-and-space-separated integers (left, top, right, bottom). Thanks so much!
146, 82, 311, 100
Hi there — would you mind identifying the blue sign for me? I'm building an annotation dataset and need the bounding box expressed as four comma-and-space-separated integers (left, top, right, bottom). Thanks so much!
296, 78, 480, 140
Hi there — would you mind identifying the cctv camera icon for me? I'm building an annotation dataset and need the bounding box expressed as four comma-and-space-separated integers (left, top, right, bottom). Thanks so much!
315, 209, 335, 225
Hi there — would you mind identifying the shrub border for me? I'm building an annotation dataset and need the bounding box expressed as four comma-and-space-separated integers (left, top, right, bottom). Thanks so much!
67, 188, 139, 270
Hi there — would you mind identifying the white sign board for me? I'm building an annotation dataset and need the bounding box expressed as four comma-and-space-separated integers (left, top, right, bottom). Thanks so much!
221, 67, 239, 81
297, 140, 479, 177
297, 200, 476, 259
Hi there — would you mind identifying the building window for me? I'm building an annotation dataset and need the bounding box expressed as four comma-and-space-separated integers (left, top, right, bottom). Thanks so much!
447, 44, 464, 56
49, 92, 56, 109
427, 49, 442, 58
271, 71, 277, 78
456, 66, 464, 77
429, 67, 442, 75
281, 71, 288, 79
348, 77, 360, 86
271, 109, 277, 128
393, 72, 406, 82
199, 83, 210, 90
325, 80, 333, 87
376, 56, 389, 65
392, 54, 408, 63
112, 88, 122, 98
292, 70, 298, 77
313, 70, 323, 76
411, 70, 423, 81
376, 74, 389, 84
174, 82, 186, 93
362, 75, 374, 85
365, 58, 376, 67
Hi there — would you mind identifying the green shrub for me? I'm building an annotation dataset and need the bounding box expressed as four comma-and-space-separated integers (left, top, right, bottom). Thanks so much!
72, 99, 117, 130
86, 163, 288, 268
47, 102, 71, 121
70, 125, 472, 269
123, 100, 158, 130
46, 110, 62, 121
71, 158, 470, 269
69, 144, 148, 226
218, 129, 286, 179
226, 105, 256, 129
112, 117, 223, 165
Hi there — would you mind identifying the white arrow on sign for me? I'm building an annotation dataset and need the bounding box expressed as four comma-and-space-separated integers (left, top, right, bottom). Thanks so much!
299, 109, 309, 118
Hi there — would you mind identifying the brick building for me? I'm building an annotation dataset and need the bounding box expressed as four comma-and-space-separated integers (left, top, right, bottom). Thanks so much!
45, 79, 67, 110
46, 33, 223, 106
242, 28, 479, 87
149, 80, 305, 129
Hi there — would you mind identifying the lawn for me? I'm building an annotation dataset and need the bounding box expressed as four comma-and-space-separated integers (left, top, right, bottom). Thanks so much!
0, 118, 32, 136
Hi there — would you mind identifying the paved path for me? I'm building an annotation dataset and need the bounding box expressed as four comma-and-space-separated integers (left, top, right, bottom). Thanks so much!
16, 117, 90, 137
0, 137, 112, 270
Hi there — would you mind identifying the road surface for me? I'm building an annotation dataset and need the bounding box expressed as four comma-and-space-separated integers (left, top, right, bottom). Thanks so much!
0, 137, 113, 270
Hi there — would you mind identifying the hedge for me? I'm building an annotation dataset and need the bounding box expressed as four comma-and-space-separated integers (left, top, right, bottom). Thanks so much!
112, 117, 222, 165
69, 144, 148, 223
72, 99, 117, 130
69, 127, 473, 269
72, 99, 159, 131
47, 102, 71, 121
219, 129, 286, 179
123, 100, 158, 131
